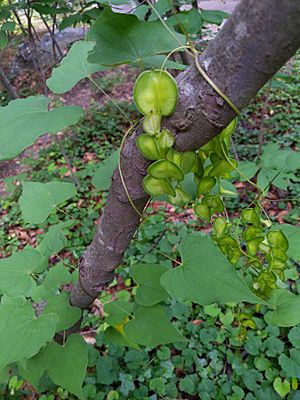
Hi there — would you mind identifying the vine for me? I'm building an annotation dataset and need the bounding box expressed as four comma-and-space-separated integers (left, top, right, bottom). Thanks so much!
131, 63, 290, 303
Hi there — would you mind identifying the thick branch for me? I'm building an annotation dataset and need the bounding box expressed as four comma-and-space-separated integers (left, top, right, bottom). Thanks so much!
70, 0, 300, 309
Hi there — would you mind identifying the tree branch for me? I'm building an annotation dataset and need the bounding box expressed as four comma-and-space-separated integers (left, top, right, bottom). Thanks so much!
70, 0, 300, 309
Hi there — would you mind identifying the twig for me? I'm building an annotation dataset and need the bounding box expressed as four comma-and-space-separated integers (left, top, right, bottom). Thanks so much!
55, 134, 80, 189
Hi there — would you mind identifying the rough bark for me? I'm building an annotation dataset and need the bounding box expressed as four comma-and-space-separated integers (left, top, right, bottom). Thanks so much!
0, 66, 18, 99
70, 0, 300, 309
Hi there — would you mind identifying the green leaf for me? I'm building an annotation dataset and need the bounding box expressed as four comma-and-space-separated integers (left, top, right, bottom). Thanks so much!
0, 31, 8, 49
1, 21, 16, 32
288, 327, 300, 348
142, 55, 186, 70
130, 264, 169, 306
0, 96, 83, 161
43, 263, 72, 292
236, 161, 259, 181
43, 293, 81, 332
87, 8, 186, 66
169, 9, 203, 35
265, 289, 300, 327
31, 263, 73, 302
92, 149, 119, 190
20, 181, 77, 224
47, 41, 107, 94
59, 14, 83, 31
201, 9, 229, 25
277, 224, 300, 262
160, 233, 266, 306
0, 297, 57, 368
104, 299, 133, 327
96, 356, 119, 385
124, 304, 186, 347
18, 345, 49, 389
279, 349, 300, 378
37, 221, 73, 260
21, 334, 88, 399
273, 377, 290, 398
0, 248, 43, 296
45, 334, 87, 399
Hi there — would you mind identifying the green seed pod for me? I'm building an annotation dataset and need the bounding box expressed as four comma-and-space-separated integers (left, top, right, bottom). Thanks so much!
203, 164, 214, 177
209, 159, 237, 178
181, 151, 197, 174
133, 70, 178, 116
156, 129, 174, 157
148, 159, 184, 181
209, 195, 224, 213
136, 134, 161, 160
244, 226, 263, 241
191, 157, 203, 175
242, 208, 261, 227
267, 230, 289, 251
168, 186, 192, 206
270, 248, 288, 262
196, 176, 216, 197
194, 203, 211, 220
213, 217, 228, 238
143, 113, 161, 135
246, 237, 264, 257
166, 148, 182, 168
143, 175, 175, 197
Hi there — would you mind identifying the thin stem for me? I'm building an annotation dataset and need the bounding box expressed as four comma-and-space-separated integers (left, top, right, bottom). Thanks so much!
221, 143, 260, 191
55, 135, 81, 189
56, 207, 84, 227
145, 0, 193, 57
258, 79, 272, 156
88, 76, 131, 123
118, 124, 145, 219
194, 50, 241, 117
160, 45, 192, 71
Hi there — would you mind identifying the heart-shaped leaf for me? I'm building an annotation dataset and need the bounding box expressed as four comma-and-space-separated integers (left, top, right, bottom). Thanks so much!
125, 304, 186, 347
160, 233, 268, 306
87, 8, 185, 66
0, 248, 43, 296
0, 297, 57, 369
273, 377, 290, 398
130, 264, 169, 306
0, 96, 83, 161
20, 181, 77, 224
47, 41, 107, 94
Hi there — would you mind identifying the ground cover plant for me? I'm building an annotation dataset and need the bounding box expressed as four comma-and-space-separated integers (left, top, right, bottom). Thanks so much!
0, 0, 300, 399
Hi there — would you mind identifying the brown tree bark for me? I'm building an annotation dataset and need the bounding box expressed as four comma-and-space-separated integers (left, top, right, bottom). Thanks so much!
70, 0, 300, 309
0, 66, 18, 99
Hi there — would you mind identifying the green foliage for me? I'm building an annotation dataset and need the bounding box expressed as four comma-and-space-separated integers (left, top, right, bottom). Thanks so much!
92, 149, 120, 190
0, 96, 83, 161
0, 297, 58, 369
0, 248, 43, 295
237, 143, 300, 193
87, 8, 186, 67
130, 263, 169, 306
19, 181, 77, 224
161, 233, 266, 306
20, 334, 88, 399
125, 304, 186, 347
47, 41, 107, 94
